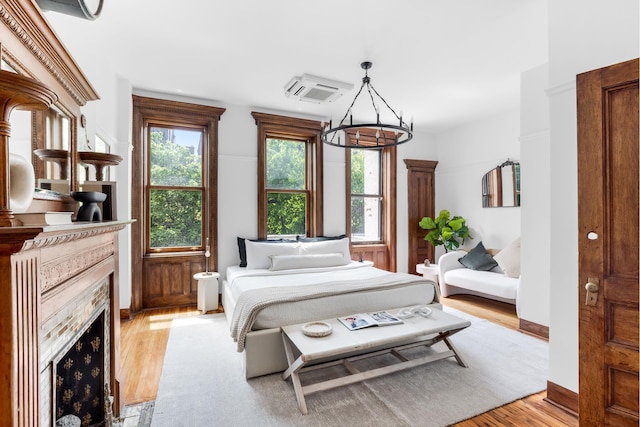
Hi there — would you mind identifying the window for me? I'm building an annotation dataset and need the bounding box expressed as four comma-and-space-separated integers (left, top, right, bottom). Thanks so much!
350, 148, 382, 242
148, 126, 204, 250
266, 138, 307, 236
345, 129, 397, 270
253, 112, 323, 239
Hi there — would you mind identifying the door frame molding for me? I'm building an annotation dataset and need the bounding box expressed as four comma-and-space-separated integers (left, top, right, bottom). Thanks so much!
131, 95, 225, 313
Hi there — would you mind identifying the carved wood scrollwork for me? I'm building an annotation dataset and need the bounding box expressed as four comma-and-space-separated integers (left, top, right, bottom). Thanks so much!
40, 241, 114, 293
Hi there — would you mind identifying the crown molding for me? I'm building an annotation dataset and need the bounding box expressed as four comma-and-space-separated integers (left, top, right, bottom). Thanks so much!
0, 0, 99, 106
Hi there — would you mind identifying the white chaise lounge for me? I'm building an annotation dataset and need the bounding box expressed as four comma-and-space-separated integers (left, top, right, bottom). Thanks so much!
438, 239, 521, 313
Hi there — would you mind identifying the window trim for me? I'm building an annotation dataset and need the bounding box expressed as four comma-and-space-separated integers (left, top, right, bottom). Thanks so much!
131, 95, 225, 312
344, 128, 397, 270
252, 112, 323, 239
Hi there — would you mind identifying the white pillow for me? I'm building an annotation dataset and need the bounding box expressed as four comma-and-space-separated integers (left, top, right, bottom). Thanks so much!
244, 240, 300, 269
493, 238, 521, 278
269, 253, 348, 271
299, 237, 351, 263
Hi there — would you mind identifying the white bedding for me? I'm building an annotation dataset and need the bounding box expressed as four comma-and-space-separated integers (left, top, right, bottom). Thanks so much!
224, 262, 437, 338
227, 261, 385, 301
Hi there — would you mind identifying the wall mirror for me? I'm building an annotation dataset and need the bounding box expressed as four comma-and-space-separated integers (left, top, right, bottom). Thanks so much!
4, 53, 72, 193
32, 105, 73, 193
482, 159, 520, 207
6, 76, 74, 195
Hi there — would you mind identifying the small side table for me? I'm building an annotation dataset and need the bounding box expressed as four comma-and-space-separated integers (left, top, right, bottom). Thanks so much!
416, 263, 440, 299
193, 272, 220, 314
416, 263, 439, 285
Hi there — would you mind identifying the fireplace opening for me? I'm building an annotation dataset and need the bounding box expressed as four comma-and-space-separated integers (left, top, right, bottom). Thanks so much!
55, 312, 105, 427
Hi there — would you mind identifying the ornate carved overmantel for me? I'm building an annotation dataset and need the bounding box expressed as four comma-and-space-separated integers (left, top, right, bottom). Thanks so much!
0, 0, 99, 107
0, 0, 99, 201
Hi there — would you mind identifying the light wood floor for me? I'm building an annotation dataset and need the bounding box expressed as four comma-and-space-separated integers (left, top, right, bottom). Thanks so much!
120, 295, 578, 426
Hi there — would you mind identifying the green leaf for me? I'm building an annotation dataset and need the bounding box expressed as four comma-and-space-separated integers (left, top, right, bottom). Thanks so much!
448, 218, 463, 231
436, 210, 450, 222
425, 229, 442, 246
419, 216, 435, 230
441, 227, 454, 240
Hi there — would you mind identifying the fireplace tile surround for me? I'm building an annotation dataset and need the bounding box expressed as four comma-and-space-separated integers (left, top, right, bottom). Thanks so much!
43, 280, 110, 426
0, 221, 130, 426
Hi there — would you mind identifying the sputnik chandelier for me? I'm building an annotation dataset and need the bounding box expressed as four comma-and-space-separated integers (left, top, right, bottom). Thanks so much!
321, 61, 413, 149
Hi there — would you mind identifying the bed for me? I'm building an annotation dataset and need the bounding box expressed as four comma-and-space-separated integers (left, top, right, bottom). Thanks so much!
223, 237, 442, 378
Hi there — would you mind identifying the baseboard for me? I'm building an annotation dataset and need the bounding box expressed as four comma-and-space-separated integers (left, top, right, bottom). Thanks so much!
518, 318, 549, 340
545, 380, 579, 416
120, 308, 131, 320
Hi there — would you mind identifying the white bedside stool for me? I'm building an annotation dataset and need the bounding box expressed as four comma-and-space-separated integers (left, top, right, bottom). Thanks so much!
416, 263, 439, 285
193, 272, 220, 314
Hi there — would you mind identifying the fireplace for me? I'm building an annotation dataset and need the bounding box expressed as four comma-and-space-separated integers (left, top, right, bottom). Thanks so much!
0, 221, 129, 426
54, 312, 105, 426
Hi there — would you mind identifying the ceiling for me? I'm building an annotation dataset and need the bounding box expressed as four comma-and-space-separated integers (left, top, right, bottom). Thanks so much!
43, 0, 548, 134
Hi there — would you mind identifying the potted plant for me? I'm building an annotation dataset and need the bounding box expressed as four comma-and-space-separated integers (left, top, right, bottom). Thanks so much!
419, 209, 472, 253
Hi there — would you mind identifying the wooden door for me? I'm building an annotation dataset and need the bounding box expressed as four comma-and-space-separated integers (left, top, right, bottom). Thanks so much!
577, 58, 639, 425
404, 159, 438, 274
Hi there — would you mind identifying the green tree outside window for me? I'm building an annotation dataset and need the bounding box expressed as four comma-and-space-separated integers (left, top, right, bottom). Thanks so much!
149, 128, 204, 249
266, 138, 306, 236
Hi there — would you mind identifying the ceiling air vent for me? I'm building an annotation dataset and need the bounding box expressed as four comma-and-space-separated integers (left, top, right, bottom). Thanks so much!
284, 74, 353, 104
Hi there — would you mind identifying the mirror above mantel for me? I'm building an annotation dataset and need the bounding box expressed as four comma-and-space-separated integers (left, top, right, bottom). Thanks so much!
482, 159, 520, 208
32, 104, 73, 191
1, 0, 100, 224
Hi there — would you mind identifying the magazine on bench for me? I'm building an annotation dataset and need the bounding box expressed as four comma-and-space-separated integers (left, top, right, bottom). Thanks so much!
338, 311, 403, 330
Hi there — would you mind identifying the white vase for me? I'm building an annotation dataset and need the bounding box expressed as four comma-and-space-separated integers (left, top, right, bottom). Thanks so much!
9, 153, 35, 213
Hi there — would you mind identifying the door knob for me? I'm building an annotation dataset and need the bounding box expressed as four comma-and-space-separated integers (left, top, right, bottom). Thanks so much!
585, 278, 599, 306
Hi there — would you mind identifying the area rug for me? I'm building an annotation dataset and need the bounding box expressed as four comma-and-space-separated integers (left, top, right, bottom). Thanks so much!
150, 308, 548, 427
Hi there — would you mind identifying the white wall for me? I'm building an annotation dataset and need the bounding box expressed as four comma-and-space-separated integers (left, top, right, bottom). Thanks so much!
434, 109, 522, 262
114, 77, 133, 308
546, 0, 639, 394
519, 64, 551, 328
